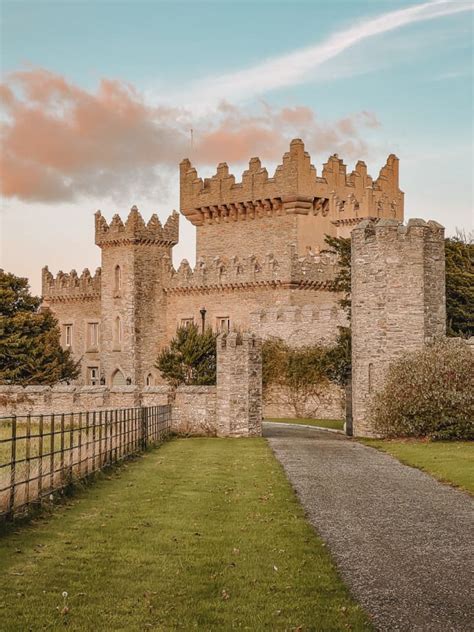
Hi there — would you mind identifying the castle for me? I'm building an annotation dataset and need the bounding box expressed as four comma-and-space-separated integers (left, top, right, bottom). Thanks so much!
41, 139, 404, 397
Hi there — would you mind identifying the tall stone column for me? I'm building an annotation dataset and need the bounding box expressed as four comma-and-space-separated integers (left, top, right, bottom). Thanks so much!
216, 332, 262, 437
351, 218, 445, 437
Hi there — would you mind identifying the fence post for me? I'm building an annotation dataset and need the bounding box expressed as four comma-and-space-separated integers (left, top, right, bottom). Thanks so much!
345, 375, 353, 437
141, 407, 147, 451
8, 415, 17, 519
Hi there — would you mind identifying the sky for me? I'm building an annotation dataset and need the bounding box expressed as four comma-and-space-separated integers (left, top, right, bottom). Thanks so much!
1, 0, 473, 294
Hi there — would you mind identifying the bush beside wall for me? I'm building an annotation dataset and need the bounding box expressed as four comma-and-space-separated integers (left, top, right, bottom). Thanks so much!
370, 338, 474, 440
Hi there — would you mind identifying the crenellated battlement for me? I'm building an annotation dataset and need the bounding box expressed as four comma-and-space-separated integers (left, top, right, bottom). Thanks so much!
95, 205, 179, 247
249, 303, 347, 346
353, 217, 445, 242
42, 266, 101, 302
180, 139, 404, 227
251, 304, 340, 325
163, 245, 338, 293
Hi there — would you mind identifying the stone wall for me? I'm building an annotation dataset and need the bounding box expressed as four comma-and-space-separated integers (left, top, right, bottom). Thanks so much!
216, 332, 262, 437
351, 218, 446, 437
250, 303, 346, 347
263, 382, 344, 420
171, 387, 217, 435
0, 334, 262, 437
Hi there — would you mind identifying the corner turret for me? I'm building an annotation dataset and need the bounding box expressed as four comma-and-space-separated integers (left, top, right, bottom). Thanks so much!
95, 206, 179, 247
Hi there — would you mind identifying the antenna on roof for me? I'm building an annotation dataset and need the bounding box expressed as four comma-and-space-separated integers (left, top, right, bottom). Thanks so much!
190, 128, 194, 151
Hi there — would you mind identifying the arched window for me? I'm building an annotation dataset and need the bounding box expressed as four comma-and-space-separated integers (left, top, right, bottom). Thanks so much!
111, 369, 126, 386
146, 373, 153, 386
114, 316, 122, 346
114, 265, 122, 293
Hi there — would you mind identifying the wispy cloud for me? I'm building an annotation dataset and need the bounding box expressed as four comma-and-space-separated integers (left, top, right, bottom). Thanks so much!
185, 0, 472, 108
432, 68, 473, 80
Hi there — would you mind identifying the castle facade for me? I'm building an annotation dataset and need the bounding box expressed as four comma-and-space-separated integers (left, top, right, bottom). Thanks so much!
41, 139, 404, 389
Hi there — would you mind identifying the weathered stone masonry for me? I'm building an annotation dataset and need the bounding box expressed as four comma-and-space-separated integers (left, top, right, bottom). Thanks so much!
41, 139, 404, 419
351, 218, 446, 436
216, 333, 262, 437
0, 332, 262, 437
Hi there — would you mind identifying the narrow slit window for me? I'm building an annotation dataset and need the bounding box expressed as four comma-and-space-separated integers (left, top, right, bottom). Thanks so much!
114, 265, 122, 293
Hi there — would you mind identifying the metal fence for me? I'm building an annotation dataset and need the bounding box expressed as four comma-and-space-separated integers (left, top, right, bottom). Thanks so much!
0, 405, 171, 520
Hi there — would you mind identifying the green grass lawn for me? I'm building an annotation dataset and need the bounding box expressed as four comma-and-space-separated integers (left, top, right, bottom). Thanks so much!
362, 439, 474, 494
265, 418, 345, 431
0, 437, 370, 631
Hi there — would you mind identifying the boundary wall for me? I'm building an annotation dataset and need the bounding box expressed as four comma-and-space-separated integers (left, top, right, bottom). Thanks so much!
0, 333, 261, 438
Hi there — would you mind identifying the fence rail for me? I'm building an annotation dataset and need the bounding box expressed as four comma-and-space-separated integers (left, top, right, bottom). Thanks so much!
0, 405, 171, 520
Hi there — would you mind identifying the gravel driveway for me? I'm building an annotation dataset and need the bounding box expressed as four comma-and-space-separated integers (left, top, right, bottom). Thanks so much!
264, 422, 474, 632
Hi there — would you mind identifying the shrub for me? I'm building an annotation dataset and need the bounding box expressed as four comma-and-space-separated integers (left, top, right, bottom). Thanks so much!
370, 338, 474, 440
156, 324, 217, 387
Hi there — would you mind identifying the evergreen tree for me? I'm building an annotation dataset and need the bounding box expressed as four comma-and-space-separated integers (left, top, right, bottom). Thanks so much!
445, 233, 474, 337
323, 235, 352, 383
156, 324, 217, 387
0, 270, 79, 385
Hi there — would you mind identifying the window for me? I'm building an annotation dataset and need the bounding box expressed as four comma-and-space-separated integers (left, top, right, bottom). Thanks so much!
114, 265, 122, 294
87, 322, 99, 350
146, 373, 153, 386
216, 317, 230, 332
368, 363, 374, 393
63, 324, 73, 347
88, 367, 99, 386
180, 318, 194, 328
113, 316, 122, 350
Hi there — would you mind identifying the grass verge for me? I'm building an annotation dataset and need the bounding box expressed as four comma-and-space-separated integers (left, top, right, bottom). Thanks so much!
0, 437, 370, 631
361, 439, 473, 494
265, 418, 344, 431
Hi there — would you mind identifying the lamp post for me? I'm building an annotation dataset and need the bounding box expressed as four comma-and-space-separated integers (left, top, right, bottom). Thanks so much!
200, 307, 207, 334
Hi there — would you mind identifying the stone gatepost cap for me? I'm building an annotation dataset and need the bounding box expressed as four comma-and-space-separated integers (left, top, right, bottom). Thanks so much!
406, 218, 428, 228
377, 218, 400, 227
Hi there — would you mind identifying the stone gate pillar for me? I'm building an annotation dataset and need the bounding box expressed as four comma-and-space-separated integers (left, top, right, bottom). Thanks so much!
216, 332, 262, 437
351, 218, 445, 437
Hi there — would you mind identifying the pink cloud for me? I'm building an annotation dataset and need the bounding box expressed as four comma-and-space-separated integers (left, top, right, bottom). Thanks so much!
1, 68, 381, 203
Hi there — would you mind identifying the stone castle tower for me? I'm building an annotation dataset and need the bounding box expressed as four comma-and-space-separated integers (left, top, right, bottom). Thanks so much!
351, 218, 446, 436
94, 206, 179, 386
41, 139, 404, 400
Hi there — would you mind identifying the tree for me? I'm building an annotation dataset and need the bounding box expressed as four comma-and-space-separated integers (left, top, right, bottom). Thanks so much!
0, 270, 79, 385
323, 235, 352, 383
323, 235, 351, 317
262, 338, 331, 418
445, 232, 474, 338
156, 324, 217, 387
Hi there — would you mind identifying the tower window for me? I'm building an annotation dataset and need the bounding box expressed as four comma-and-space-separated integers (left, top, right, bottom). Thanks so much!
146, 373, 153, 386
114, 265, 122, 294
63, 324, 73, 348
87, 322, 99, 350
216, 317, 230, 332
88, 367, 99, 386
180, 317, 194, 328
